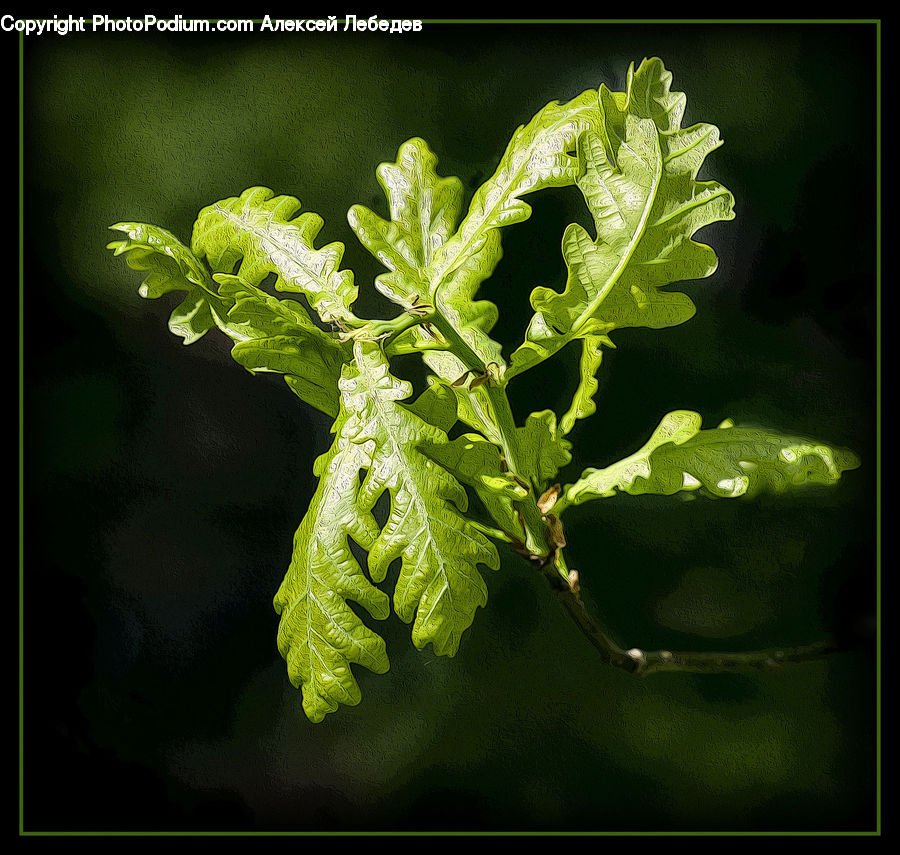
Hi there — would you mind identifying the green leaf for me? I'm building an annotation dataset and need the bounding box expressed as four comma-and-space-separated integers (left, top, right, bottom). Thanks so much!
400, 377, 459, 434
419, 90, 599, 454
275, 340, 501, 721
517, 409, 572, 490
509, 58, 735, 417
421, 89, 602, 379
351, 92, 604, 400
107, 222, 227, 344
348, 137, 464, 309
430, 88, 601, 302
347, 341, 500, 656
559, 334, 612, 435
109, 223, 350, 417
192, 186, 360, 326
559, 410, 861, 510
214, 273, 349, 418
273, 418, 390, 724
418, 351, 504, 444
230, 335, 344, 418
420, 432, 528, 543
212, 271, 323, 340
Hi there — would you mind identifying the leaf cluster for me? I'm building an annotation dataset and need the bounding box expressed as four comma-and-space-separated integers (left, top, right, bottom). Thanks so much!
109, 58, 859, 722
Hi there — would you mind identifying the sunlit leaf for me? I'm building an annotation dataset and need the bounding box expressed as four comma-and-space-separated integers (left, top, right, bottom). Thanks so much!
192, 186, 360, 326
560, 410, 860, 509
510, 59, 735, 432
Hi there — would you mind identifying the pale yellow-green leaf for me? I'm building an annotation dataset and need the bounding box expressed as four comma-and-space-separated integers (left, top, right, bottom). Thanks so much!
274, 341, 500, 720
560, 411, 860, 510
108, 222, 226, 344
420, 432, 527, 543
423, 89, 602, 377
274, 430, 390, 724
347, 137, 464, 309
509, 58, 735, 433
559, 334, 612, 435
347, 342, 500, 656
192, 186, 359, 326
109, 227, 350, 417
517, 409, 573, 490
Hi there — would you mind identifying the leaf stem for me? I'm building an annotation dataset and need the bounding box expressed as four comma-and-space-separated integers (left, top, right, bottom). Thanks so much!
468, 520, 515, 544
429, 306, 487, 375
429, 311, 550, 558
483, 383, 550, 557
351, 307, 434, 342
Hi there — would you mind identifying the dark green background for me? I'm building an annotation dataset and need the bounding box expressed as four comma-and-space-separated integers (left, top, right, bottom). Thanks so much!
23, 21, 877, 832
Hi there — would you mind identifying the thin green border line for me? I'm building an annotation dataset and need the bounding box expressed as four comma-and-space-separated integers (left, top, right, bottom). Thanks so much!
17, 19, 881, 836
15, 830, 885, 837
875, 18, 882, 837
18, 28, 25, 838
43, 16, 881, 26
417, 18, 879, 23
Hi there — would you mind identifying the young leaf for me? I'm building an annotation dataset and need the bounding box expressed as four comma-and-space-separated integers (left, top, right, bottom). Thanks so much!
559, 334, 611, 435
419, 351, 504, 444
509, 59, 735, 424
214, 273, 349, 418
347, 137, 464, 309
558, 410, 861, 510
275, 343, 503, 722
107, 222, 228, 344
420, 432, 528, 543
108, 225, 350, 417
430, 88, 601, 304
517, 410, 573, 490
399, 375, 459, 434
192, 187, 360, 326
347, 341, 501, 656
273, 419, 390, 724
422, 89, 602, 380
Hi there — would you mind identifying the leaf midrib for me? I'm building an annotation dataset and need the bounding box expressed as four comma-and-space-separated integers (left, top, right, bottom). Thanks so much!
567, 124, 663, 341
